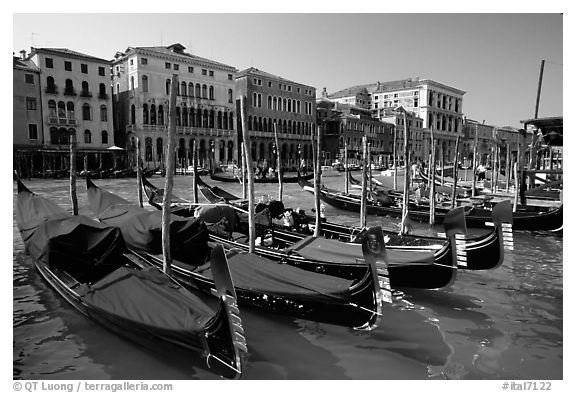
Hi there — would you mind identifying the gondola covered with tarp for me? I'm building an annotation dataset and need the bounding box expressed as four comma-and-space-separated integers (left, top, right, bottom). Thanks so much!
194, 174, 512, 272
15, 179, 246, 379
87, 178, 387, 330
143, 176, 465, 290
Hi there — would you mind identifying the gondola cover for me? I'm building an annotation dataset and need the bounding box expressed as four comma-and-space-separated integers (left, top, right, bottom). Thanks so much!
81, 265, 214, 333
87, 181, 210, 265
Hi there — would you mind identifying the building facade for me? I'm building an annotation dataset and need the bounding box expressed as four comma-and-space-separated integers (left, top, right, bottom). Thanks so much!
16, 47, 115, 174
317, 99, 393, 166
112, 43, 237, 169
13, 53, 43, 149
235, 67, 317, 170
325, 78, 466, 165
462, 119, 522, 168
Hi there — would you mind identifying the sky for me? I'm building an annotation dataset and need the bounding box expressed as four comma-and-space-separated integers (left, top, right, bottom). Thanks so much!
11, 10, 563, 128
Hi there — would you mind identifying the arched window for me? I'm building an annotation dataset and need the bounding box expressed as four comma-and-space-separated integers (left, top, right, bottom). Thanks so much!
65, 79, 74, 95
143, 103, 149, 124
228, 89, 233, 103
203, 109, 208, 128
288, 120, 292, 133
47, 76, 56, 92
288, 99, 292, 112
195, 84, 201, 97
181, 82, 187, 96
130, 76, 135, 90
84, 130, 92, 144
182, 107, 188, 127
100, 105, 107, 122
150, 104, 156, 125
202, 84, 207, 99
156, 138, 163, 160
209, 86, 214, 100
175, 107, 181, 126
99, 83, 107, 98
142, 75, 148, 93
248, 116, 252, 131
165, 79, 171, 95
252, 92, 257, 107
297, 101, 301, 113
263, 118, 268, 132
81, 81, 90, 96
48, 100, 57, 118
66, 102, 75, 119
82, 103, 91, 120
268, 96, 272, 109
217, 111, 222, 129
258, 117, 263, 131
223, 111, 228, 130
229, 113, 234, 130
57, 101, 66, 118
145, 137, 153, 162
190, 107, 196, 127
158, 105, 164, 125
196, 108, 201, 127
101, 130, 109, 144
283, 98, 287, 111
273, 97, 277, 111
131, 104, 136, 124
209, 110, 215, 128
188, 82, 193, 97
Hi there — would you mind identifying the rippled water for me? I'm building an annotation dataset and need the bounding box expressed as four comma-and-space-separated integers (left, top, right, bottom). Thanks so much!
12, 175, 563, 380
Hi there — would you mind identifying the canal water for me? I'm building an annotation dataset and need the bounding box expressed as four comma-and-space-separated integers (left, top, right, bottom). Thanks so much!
12, 173, 563, 380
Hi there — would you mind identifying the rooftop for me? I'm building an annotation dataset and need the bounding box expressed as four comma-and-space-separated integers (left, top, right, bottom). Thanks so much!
123, 44, 236, 70
30, 47, 111, 64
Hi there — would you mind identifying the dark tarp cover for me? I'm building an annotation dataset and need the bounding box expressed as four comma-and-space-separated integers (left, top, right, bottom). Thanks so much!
23, 215, 125, 278
81, 266, 213, 333
286, 236, 436, 267
87, 183, 210, 265
16, 186, 71, 247
196, 252, 352, 303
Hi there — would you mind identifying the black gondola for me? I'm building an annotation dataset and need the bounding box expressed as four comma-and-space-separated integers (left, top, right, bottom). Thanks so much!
143, 176, 470, 290
299, 176, 561, 232
210, 171, 314, 184
15, 179, 246, 379
194, 175, 513, 272
87, 178, 388, 330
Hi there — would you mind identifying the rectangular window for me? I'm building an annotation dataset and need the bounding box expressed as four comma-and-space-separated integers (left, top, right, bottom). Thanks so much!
45, 58, 53, 68
268, 81, 272, 87
189, 66, 194, 73
25, 74, 34, 84
202, 69, 207, 76
297, 87, 300, 93
209, 70, 214, 77
165, 62, 171, 69
141, 58, 148, 65
173, 64, 179, 71
129, 59, 134, 66
81, 64, 88, 74
28, 124, 38, 140
26, 97, 37, 110
98, 66, 106, 76
228, 74, 233, 80
65, 61, 72, 71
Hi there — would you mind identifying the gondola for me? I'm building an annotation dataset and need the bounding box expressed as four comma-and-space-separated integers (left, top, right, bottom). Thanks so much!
210, 171, 314, 184
143, 176, 467, 290
193, 175, 513, 272
15, 179, 246, 379
87, 178, 388, 330
299, 176, 561, 232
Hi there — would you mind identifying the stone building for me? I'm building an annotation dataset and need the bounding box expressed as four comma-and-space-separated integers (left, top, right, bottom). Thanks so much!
316, 99, 393, 166
235, 67, 317, 170
111, 43, 237, 169
15, 47, 115, 175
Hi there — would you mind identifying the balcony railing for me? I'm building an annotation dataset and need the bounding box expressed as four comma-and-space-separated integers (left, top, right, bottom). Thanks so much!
64, 88, 76, 96
98, 93, 108, 100
80, 90, 92, 98
45, 86, 58, 94
127, 124, 235, 138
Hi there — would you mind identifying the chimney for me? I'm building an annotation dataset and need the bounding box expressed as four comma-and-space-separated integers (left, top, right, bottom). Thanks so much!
377, 81, 381, 90
322, 87, 327, 98
20, 50, 26, 60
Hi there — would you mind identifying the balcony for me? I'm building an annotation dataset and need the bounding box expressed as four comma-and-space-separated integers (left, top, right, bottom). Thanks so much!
45, 86, 58, 95
98, 93, 109, 100
64, 88, 76, 96
48, 117, 58, 125
80, 90, 93, 98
